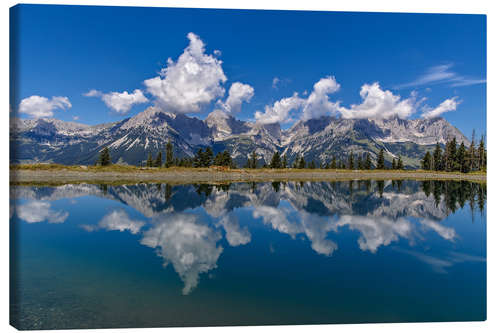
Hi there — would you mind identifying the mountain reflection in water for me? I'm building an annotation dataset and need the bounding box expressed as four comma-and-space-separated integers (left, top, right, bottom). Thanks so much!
10, 180, 486, 329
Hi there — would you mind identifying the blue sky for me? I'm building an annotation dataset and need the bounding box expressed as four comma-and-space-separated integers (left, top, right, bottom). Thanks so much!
11, 5, 486, 137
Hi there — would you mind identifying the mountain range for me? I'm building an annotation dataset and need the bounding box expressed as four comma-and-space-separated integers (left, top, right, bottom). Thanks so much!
10, 107, 470, 168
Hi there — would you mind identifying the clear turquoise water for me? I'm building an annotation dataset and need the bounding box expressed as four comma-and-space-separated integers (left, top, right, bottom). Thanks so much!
10, 180, 486, 329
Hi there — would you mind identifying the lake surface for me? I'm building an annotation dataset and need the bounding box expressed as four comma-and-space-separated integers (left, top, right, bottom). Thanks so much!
10, 180, 486, 329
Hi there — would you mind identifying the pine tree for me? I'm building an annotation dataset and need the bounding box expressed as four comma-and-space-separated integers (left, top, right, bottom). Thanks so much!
392, 158, 397, 170
376, 148, 385, 170
98, 147, 111, 166
308, 160, 316, 169
330, 156, 337, 169
421, 151, 432, 170
201, 147, 213, 167
154, 151, 162, 167
250, 151, 258, 169
478, 135, 486, 171
146, 152, 153, 167
193, 148, 203, 168
214, 152, 223, 166
348, 152, 355, 170
222, 150, 232, 167
457, 142, 466, 173
298, 156, 306, 169
364, 153, 372, 170
282, 154, 288, 169
397, 156, 403, 170
433, 143, 443, 171
357, 154, 363, 170
270, 152, 281, 168
165, 140, 174, 168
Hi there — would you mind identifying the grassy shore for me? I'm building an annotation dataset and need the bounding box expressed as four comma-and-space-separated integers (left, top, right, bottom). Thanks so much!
10, 164, 486, 186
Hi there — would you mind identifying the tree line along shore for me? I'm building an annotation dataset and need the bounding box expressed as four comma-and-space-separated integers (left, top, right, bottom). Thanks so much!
11, 135, 486, 183
94, 135, 486, 173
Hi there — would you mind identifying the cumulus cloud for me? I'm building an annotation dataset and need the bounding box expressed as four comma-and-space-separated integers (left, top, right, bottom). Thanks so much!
140, 213, 223, 295
18, 95, 71, 118
420, 97, 460, 119
84, 89, 148, 114
301, 76, 341, 120
255, 93, 304, 124
255, 76, 340, 124
144, 32, 227, 114
216, 82, 254, 115
16, 200, 68, 224
338, 82, 417, 119
81, 210, 145, 234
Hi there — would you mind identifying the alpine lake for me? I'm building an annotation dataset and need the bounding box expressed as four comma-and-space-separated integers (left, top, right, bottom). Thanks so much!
10, 179, 486, 329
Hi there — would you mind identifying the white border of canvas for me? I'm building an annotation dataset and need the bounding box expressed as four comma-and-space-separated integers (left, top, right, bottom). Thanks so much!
1, 1, 497, 333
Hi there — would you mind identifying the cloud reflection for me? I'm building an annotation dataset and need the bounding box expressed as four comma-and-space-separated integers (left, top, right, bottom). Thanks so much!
140, 213, 223, 295
15, 200, 68, 224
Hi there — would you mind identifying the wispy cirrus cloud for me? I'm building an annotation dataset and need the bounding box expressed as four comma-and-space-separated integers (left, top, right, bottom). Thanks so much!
395, 63, 486, 89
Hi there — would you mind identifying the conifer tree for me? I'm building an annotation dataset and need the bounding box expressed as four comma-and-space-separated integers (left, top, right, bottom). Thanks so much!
201, 147, 213, 167
421, 151, 432, 170
364, 153, 372, 170
308, 160, 316, 169
165, 140, 174, 168
392, 158, 397, 170
357, 154, 363, 170
348, 152, 355, 170
397, 156, 403, 170
299, 156, 306, 169
478, 135, 486, 171
154, 151, 162, 167
193, 148, 203, 168
282, 154, 288, 169
270, 152, 281, 169
330, 156, 337, 169
222, 150, 232, 167
376, 148, 385, 169
433, 143, 443, 171
457, 142, 466, 173
146, 152, 153, 167
98, 147, 111, 166
250, 151, 258, 169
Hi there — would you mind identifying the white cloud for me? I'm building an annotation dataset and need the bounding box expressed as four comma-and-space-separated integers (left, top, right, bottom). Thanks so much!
335, 215, 413, 253
84, 89, 148, 114
83, 89, 101, 97
272, 77, 280, 89
217, 82, 254, 115
144, 32, 227, 114
216, 214, 251, 247
99, 210, 145, 234
255, 92, 304, 124
140, 213, 223, 295
16, 200, 68, 224
19, 95, 71, 118
338, 82, 417, 119
396, 249, 485, 274
420, 97, 460, 119
301, 76, 341, 120
255, 76, 340, 124
395, 63, 486, 89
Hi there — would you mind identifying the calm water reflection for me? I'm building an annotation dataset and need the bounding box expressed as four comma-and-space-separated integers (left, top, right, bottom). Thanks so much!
10, 180, 486, 329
